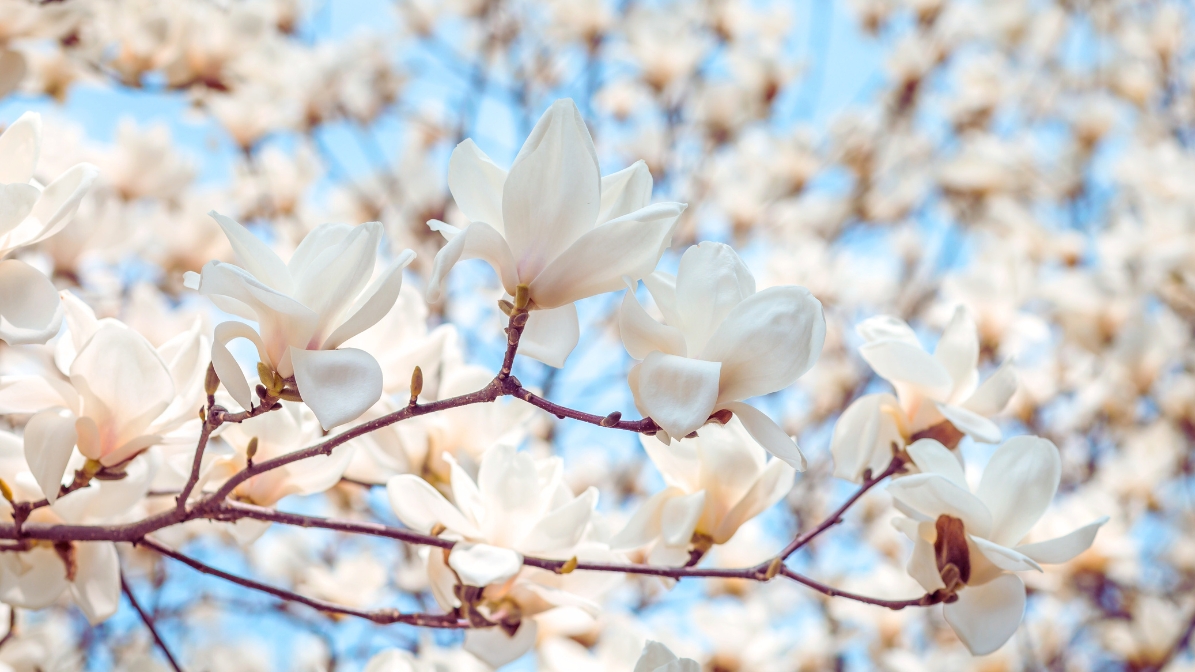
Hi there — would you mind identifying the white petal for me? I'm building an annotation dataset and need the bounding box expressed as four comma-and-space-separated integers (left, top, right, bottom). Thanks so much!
520, 487, 597, 554
722, 401, 806, 470
636, 352, 721, 439
194, 260, 319, 365
674, 242, 755, 355
0, 182, 39, 240
290, 223, 381, 340
364, 649, 418, 672
71, 325, 174, 449
1016, 517, 1108, 565
643, 270, 683, 328
0, 375, 74, 414
976, 436, 1060, 547
211, 321, 271, 412
830, 393, 904, 483
0, 546, 67, 609
503, 99, 600, 281
610, 488, 678, 550
425, 221, 518, 303
964, 360, 1017, 416
464, 620, 538, 668
934, 306, 979, 402
906, 438, 966, 488
619, 284, 686, 359
209, 211, 292, 293
937, 402, 1001, 443
322, 249, 415, 349
634, 641, 680, 672
69, 542, 120, 624
0, 112, 40, 184
23, 408, 77, 504
660, 490, 706, 547
599, 160, 653, 224
858, 339, 953, 400
855, 315, 920, 346
970, 535, 1043, 572
448, 542, 523, 587
23, 163, 99, 246
385, 474, 480, 538
519, 303, 579, 368
887, 474, 993, 538
290, 347, 383, 430
529, 202, 685, 308
0, 259, 62, 345
701, 286, 826, 403
907, 527, 946, 592
943, 573, 1025, 655
448, 138, 508, 231
714, 458, 795, 543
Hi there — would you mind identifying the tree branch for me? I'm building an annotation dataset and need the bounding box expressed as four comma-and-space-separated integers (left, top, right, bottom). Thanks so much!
121, 571, 185, 672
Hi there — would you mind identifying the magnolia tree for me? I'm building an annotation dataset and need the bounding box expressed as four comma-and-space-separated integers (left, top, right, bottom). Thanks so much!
0, 0, 1187, 671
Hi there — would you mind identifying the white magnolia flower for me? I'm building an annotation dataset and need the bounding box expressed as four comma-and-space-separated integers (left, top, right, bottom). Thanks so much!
611, 418, 795, 565
633, 641, 699, 672
831, 308, 1017, 483
888, 437, 1108, 655
619, 241, 825, 468
0, 112, 97, 345
185, 212, 415, 430
387, 445, 605, 667
0, 295, 206, 503
425, 98, 686, 368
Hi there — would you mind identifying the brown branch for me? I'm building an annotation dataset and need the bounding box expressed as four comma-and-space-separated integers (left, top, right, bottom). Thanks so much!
175, 420, 214, 515
121, 571, 185, 672
137, 536, 468, 628
780, 568, 946, 610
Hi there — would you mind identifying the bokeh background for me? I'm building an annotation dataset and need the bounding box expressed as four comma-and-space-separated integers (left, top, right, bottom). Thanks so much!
0, 0, 1192, 669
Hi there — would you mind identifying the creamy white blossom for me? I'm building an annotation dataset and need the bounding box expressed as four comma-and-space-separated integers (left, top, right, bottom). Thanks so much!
633, 641, 700, 672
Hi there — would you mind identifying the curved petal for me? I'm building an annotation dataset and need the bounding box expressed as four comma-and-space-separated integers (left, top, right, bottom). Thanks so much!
71, 325, 174, 448
69, 542, 120, 624
520, 487, 597, 555
610, 488, 679, 550
943, 573, 1025, 655
424, 221, 518, 303
0, 546, 67, 609
209, 211, 292, 293
519, 303, 579, 368
448, 542, 523, 587
887, 474, 993, 538
599, 160, 653, 224
24, 408, 78, 504
0, 182, 39, 241
964, 360, 1017, 416
23, 162, 99, 246
976, 436, 1061, 547
0, 112, 40, 184
322, 249, 415, 350
503, 99, 600, 281
970, 535, 1042, 572
619, 285, 686, 359
290, 347, 383, 430
635, 641, 682, 672
448, 138, 507, 232
713, 458, 795, 544
934, 306, 979, 403
0, 375, 75, 414
674, 242, 755, 355
906, 438, 966, 488
937, 402, 1001, 444
290, 223, 381, 338
643, 271, 683, 328
858, 339, 953, 400
1016, 517, 1108, 565
464, 620, 538, 669
722, 401, 806, 470
830, 393, 904, 483
0, 259, 62, 345
660, 490, 706, 547
211, 321, 271, 412
702, 286, 826, 403
855, 315, 920, 346
529, 201, 685, 308
636, 352, 721, 440
386, 474, 480, 538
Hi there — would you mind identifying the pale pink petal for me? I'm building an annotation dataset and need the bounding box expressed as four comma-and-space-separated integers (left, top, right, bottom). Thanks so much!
69, 542, 120, 624
23, 408, 78, 504
970, 535, 1043, 572
464, 620, 538, 668
887, 474, 993, 538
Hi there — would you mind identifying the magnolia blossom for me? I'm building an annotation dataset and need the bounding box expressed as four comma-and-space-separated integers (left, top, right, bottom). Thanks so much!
388, 445, 606, 667
831, 308, 1017, 482
633, 641, 699, 672
0, 112, 97, 345
185, 212, 415, 429
0, 294, 206, 503
888, 437, 1108, 654
424, 98, 686, 367
619, 241, 825, 467
611, 418, 795, 565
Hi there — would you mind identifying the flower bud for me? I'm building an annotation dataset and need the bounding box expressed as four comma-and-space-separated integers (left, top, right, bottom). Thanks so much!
410, 366, 423, 401
514, 284, 530, 310
557, 556, 578, 574
245, 436, 259, 464
204, 362, 220, 396
497, 299, 515, 316
0, 478, 13, 504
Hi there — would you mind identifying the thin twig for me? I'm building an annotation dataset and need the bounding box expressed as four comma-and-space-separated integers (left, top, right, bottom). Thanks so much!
0, 608, 15, 651
175, 420, 214, 514
121, 571, 185, 672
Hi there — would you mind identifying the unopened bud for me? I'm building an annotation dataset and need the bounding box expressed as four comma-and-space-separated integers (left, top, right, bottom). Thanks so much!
82, 459, 103, 478
429, 522, 447, 537
198, 407, 207, 423
763, 557, 782, 580
245, 437, 258, 463
410, 366, 423, 400
511, 311, 530, 328
0, 478, 13, 504
257, 362, 273, 388
497, 299, 515, 316
514, 284, 530, 310
599, 411, 622, 427
278, 388, 303, 402
255, 384, 269, 401
558, 556, 578, 574
204, 363, 219, 396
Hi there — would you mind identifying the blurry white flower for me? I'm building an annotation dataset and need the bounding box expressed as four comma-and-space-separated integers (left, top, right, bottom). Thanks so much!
425, 98, 686, 368
633, 641, 699, 672
0, 112, 97, 345
185, 213, 415, 429
888, 436, 1107, 654
619, 241, 824, 467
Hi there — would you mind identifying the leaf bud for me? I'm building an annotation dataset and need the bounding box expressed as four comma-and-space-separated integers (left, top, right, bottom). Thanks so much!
514, 284, 530, 310
410, 366, 423, 401
204, 362, 220, 396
